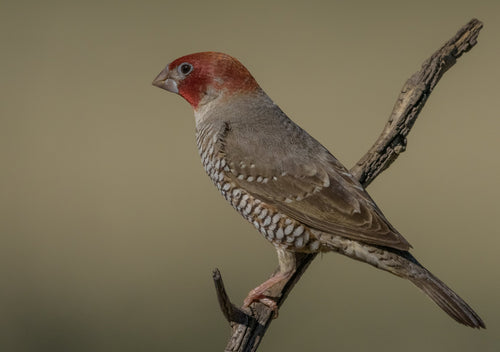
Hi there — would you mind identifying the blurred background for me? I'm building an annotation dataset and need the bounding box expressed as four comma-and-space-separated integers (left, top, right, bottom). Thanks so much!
1, 0, 499, 351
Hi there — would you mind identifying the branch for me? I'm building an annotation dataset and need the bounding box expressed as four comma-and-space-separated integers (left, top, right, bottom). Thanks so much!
350, 18, 483, 186
213, 18, 483, 352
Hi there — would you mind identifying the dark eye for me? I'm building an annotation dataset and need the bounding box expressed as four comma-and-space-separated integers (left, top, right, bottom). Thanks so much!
178, 62, 193, 76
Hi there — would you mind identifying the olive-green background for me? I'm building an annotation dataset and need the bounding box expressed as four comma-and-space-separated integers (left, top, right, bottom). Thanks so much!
1, 1, 499, 351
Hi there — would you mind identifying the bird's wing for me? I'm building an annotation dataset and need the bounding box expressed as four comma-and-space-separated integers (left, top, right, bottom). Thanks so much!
220, 120, 411, 251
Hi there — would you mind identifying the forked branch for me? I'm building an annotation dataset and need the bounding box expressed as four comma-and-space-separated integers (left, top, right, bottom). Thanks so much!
212, 18, 483, 352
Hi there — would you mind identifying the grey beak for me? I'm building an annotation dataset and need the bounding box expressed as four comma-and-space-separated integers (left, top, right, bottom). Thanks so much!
152, 68, 179, 94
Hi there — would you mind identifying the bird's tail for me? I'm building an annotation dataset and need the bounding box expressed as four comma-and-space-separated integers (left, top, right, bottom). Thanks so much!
321, 236, 485, 328
406, 258, 485, 328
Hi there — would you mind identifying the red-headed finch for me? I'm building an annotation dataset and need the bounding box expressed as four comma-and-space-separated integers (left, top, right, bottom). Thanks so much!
153, 52, 484, 328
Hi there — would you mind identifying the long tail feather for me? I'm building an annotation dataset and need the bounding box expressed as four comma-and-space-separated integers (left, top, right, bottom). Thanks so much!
407, 264, 485, 328
322, 235, 485, 328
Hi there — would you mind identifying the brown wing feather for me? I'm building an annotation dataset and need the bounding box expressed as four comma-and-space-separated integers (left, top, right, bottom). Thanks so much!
220, 117, 411, 251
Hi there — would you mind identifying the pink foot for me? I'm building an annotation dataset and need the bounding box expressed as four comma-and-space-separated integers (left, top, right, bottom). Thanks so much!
243, 271, 293, 318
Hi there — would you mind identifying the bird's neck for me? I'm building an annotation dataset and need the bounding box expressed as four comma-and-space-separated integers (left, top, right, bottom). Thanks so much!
194, 88, 275, 127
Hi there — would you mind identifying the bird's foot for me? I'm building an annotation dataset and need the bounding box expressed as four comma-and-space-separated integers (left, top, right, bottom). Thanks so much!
244, 294, 279, 318
242, 270, 293, 318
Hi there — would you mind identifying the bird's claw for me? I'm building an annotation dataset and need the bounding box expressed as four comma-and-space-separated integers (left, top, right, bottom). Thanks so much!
243, 291, 279, 318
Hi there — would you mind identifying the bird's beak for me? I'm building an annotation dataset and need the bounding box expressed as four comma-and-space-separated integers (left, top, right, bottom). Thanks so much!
152, 67, 179, 94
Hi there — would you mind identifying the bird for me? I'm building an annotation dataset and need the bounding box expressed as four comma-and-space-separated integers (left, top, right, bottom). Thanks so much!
152, 52, 484, 328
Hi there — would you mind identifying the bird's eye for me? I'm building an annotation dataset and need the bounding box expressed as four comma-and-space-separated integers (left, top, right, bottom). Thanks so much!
178, 63, 193, 76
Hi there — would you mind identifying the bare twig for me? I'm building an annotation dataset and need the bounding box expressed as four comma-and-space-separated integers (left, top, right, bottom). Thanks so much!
213, 18, 483, 352
213, 269, 248, 325
350, 18, 483, 186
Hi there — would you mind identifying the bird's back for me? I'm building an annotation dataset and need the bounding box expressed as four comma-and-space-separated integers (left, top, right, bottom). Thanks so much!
195, 89, 411, 251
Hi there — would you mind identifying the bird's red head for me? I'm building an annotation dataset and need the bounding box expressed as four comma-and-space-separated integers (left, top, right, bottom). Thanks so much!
152, 52, 260, 109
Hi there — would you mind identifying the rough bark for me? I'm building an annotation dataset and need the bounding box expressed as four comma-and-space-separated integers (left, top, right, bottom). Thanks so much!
212, 18, 483, 352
